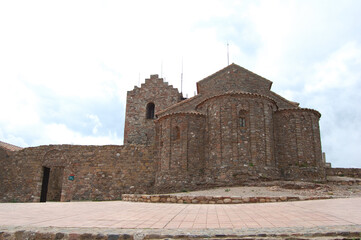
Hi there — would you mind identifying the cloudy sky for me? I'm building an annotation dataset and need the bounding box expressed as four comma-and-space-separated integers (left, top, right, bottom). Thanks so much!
1, 0, 360, 168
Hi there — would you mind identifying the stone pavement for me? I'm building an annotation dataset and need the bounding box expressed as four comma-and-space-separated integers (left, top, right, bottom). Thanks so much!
0, 198, 360, 239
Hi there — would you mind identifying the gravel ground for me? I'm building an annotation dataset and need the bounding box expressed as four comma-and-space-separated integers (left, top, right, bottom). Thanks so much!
169, 179, 361, 199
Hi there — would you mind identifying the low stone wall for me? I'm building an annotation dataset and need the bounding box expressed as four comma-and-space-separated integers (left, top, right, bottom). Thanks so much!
122, 194, 331, 204
327, 179, 361, 185
326, 168, 361, 178
0, 144, 156, 202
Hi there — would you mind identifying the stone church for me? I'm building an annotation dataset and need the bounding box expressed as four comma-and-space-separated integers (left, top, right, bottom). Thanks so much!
0, 63, 325, 202
124, 63, 324, 192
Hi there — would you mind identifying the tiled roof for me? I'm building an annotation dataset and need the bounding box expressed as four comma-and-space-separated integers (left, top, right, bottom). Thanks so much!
155, 94, 202, 116
276, 108, 321, 118
0, 141, 23, 151
157, 111, 206, 121
270, 91, 299, 108
195, 91, 277, 109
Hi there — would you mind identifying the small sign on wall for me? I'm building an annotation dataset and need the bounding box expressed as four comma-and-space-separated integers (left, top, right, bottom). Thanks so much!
68, 174, 75, 181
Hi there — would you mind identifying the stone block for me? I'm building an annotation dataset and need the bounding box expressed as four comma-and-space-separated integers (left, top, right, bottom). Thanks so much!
223, 198, 232, 203
150, 196, 160, 202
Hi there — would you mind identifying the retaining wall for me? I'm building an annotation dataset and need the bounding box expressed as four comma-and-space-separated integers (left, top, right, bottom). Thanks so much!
122, 194, 331, 204
326, 168, 361, 178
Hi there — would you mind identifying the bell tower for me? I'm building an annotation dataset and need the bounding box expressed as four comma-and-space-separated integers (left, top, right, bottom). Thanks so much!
123, 74, 182, 145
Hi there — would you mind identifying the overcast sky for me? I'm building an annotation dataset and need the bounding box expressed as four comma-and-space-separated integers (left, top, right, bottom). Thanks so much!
1, 0, 360, 168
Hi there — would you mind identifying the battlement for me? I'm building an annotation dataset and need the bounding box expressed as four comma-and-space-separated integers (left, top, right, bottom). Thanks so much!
128, 75, 180, 96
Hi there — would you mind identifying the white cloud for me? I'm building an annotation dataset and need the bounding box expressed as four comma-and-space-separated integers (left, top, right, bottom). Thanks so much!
305, 41, 361, 92
35, 123, 121, 146
281, 42, 361, 168
86, 114, 102, 135
0, 77, 41, 129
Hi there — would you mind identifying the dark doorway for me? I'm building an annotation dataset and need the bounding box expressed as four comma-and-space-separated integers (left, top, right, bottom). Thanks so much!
40, 167, 50, 202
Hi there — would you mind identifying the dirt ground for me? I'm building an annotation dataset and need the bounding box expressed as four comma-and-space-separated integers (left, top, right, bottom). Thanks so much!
170, 177, 361, 198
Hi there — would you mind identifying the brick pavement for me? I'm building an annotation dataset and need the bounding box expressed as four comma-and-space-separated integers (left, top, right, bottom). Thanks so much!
0, 198, 360, 238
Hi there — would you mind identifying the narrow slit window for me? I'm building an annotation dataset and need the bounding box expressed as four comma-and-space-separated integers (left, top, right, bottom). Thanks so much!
240, 117, 246, 127
146, 102, 155, 119
239, 110, 247, 128
172, 126, 180, 141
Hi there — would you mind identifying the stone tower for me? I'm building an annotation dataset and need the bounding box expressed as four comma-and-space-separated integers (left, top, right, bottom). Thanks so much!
123, 74, 182, 145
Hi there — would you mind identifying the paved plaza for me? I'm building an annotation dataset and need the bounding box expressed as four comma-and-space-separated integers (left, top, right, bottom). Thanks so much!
0, 198, 360, 238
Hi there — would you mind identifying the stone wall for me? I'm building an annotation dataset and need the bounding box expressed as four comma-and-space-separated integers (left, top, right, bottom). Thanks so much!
0, 148, 9, 162
274, 109, 325, 181
197, 92, 280, 185
122, 194, 332, 204
155, 112, 206, 193
124, 74, 181, 145
326, 168, 361, 178
196, 64, 272, 96
0, 145, 155, 202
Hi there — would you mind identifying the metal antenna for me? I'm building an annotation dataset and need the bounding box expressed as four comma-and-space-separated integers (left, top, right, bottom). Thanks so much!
161, 60, 163, 78
181, 57, 183, 94
227, 42, 230, 66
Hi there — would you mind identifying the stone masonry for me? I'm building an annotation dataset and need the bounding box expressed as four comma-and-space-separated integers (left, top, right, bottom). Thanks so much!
0, 63, 332, 202
152, 64, 325, 192
123, 74, 182, 145
0, 145, 155, 202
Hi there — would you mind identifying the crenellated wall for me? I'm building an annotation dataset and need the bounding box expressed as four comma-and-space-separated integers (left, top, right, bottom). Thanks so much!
274, 109, 325, 181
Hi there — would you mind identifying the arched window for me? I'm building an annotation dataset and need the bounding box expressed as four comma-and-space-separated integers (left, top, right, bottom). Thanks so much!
239, 110, 247, 128
146, 102, 155, 119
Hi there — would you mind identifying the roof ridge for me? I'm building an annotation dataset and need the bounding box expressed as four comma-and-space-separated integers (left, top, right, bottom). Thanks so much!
156, 94, 202, 116
197, 63, 272, 85
195, 91, 277, 109
276, 108, 321, 117
270, 91, 299, 107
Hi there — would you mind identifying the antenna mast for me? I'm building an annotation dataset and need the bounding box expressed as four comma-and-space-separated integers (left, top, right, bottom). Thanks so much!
227, 42, 230, 66
161, 60, 163, 78
181, 57, 183, 94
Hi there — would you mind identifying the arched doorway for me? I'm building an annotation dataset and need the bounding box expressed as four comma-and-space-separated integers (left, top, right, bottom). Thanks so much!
40, 150, 66, 202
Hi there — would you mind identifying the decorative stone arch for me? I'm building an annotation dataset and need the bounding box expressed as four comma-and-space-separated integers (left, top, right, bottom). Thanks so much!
268, 103, 277, 112
42, 149, 67, 167
146, 102, 155, 119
